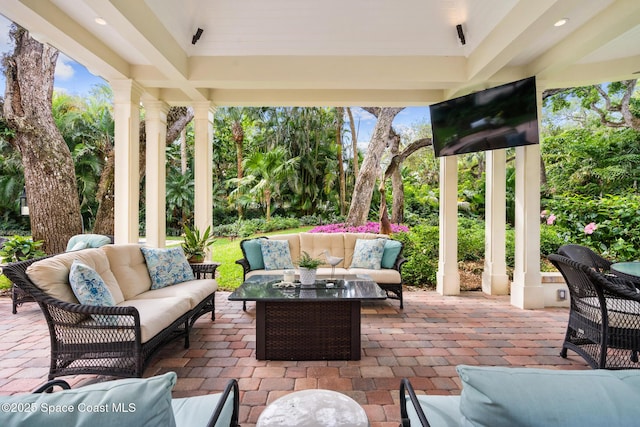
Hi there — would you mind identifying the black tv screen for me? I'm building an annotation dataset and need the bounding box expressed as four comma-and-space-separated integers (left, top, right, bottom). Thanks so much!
430, 77, 539, 157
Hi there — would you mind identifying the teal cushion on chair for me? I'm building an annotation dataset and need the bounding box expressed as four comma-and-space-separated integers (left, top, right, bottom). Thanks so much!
381, 239, 402, 269
0, 372, 178, 427
241, 238, 265, 270
457, 365, 640, 427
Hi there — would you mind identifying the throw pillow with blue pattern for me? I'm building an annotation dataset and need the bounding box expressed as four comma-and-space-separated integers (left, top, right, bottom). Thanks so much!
69, 260, 117, 325
140, 246, 195, 289
350, 238, 386, 269
260, 240, 294, 270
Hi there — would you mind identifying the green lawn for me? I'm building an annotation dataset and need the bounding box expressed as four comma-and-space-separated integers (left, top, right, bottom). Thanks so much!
170, 226, 313, 291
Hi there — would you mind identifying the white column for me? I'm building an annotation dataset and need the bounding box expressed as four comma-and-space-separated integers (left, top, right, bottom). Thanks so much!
193, 102, 214, 258
482, 150, 509, 295
142, 97, 169, 248
437, 155, 460, 295
112, 80, 143, 244
511, 143, 543, 309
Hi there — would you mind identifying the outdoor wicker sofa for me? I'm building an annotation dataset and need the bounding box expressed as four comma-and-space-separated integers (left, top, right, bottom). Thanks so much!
0, 372, 239, 427
2, 244, 218, 379
235, 232, 407, 308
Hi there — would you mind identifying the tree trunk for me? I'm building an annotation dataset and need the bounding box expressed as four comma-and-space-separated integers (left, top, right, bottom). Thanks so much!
3, 26, 82, 253
336, 107, 346, 216
388, 129, 404, 224
345, 107, 403, 226
346, 107, 359, 181
93, 107, 194, 235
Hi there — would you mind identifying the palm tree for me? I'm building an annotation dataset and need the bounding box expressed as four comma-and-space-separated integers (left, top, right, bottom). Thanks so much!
232, 147, 299, 221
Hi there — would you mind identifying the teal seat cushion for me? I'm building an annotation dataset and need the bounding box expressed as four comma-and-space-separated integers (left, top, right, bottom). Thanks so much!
241, 238, 265, 270
260, 239, 294, 270
0, 372, 177, 427
172, 391, 235, 427
381, 239, 402, 269
406, 395, 461, 427
457, 365, 640, 427
141, 246, 195, 289
350, 238, 386, 269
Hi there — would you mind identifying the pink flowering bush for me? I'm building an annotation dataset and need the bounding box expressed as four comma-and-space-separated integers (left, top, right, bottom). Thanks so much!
584, 222, 597, 235
309, 221, 409, 234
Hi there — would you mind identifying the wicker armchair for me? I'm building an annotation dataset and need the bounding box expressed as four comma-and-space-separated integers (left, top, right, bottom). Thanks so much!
548, 253, 640, 369
557, 244, 612, 273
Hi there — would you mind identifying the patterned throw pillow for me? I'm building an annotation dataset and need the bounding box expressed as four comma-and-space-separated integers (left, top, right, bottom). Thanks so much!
260, 240, 294, 270
140, 246, 195, 289
350, 238, 386, 270
69, 260, 117, 325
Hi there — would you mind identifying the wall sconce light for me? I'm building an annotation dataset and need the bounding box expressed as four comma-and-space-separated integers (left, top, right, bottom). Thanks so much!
20, 187, 29, 216
456, 24, 466, 46
192, 28, 203, 45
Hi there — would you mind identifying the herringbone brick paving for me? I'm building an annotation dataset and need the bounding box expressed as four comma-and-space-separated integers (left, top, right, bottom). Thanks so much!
0, 290, 589, 426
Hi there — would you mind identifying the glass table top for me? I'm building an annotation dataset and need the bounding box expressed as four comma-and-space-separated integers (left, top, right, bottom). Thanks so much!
228, 274, 387, 302
611, 262, 640, 278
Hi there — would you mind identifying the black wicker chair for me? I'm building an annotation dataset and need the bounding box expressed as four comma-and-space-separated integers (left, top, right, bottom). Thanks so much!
548, 253, 640, 369
557, 244, 612, 273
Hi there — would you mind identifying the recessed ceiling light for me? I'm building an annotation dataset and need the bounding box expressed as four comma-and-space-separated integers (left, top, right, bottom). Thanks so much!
94, 17, 107, 26
554, 18, 568, 27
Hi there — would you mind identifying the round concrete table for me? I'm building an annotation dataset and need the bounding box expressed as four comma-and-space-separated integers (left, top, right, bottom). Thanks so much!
256, 389, 369, 427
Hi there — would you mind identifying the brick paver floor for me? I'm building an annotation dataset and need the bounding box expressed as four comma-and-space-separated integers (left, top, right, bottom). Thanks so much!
0, 289, 589, 426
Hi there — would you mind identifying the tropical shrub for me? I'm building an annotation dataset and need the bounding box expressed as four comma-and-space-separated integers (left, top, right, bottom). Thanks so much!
544, 194, 640, 261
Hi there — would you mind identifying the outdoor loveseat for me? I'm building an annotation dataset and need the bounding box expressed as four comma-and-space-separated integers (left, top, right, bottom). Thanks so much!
400, 365, 640, 427
236, 232, 406, 308
0, 372, 239, 427
3, 244, 217, 379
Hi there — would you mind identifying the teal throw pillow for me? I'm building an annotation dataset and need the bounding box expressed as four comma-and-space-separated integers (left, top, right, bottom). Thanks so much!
140, 246, 195, 289
241, 238, 265, 270
381, 239, 402, 269
0, 372, 178, 427
69, 261, 117, 324
260, 240, 294, 270
457, 365, 640, 427
350, 238, 386, 269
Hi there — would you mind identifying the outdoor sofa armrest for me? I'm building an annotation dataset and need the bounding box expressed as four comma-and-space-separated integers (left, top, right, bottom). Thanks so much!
399, 378, 430, 427
205, 378, 240, 427
32, 379, 71, 394
235, 258, 251, 279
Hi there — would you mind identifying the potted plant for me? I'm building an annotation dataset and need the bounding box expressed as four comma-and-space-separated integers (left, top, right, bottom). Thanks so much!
298, 251, 322, 285
0, 235, 46, 263
181, 224, 216, 263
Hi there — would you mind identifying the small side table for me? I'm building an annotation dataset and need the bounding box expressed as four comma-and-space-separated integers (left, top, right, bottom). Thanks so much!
257, 389, 369, 427
189, 262, 220, 279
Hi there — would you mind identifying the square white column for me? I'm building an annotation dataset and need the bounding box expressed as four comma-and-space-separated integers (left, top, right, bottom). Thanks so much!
437, 155, 460, 295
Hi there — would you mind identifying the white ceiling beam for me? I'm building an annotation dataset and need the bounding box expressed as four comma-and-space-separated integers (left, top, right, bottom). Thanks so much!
528, 0, 640, 80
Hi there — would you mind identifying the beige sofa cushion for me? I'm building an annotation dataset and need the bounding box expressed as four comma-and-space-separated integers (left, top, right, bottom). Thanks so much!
348, 267, 401, 284
132, 279, 218, 310
26, 248, 124, 304
268, 234, 301, 264
102, 244, 152, 299
117, 297, 191, 343
299, 233, 346, 268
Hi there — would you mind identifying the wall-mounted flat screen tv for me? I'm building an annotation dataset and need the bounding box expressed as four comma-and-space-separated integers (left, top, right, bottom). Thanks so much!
430, 77, 539, 157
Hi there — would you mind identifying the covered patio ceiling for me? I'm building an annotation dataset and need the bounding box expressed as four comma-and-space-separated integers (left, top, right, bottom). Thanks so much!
2, 0, 639, 107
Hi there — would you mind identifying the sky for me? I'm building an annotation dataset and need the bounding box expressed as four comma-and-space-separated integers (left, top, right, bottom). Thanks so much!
0, 14, 430, 144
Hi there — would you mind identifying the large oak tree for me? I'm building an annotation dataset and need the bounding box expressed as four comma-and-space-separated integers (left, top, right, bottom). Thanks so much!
2, 26, 81, 253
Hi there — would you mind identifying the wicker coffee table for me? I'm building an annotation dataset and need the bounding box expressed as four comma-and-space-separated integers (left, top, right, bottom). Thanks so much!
229, 274, 386, 360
